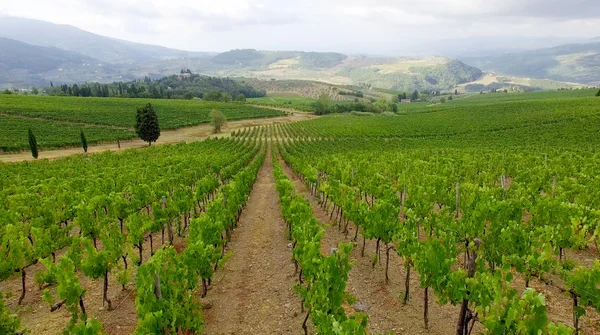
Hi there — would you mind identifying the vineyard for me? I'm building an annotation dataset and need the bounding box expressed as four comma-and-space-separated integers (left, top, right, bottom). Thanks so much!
0, 95, 284, 151
2, 89, 600, 334
0, 115, 136, 152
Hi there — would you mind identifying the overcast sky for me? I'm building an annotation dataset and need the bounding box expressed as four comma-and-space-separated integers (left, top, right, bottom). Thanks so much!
1, 0, 599, 54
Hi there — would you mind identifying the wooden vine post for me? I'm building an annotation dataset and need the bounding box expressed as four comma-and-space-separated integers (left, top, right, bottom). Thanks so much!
456, 238, 482, 335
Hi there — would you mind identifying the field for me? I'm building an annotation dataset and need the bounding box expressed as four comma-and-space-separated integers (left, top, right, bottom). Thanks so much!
248, 95, 318, 112
0, 95, 284, 151
248, 94, 365, 112
0, 115, 136, 152
2, 89, 600, 335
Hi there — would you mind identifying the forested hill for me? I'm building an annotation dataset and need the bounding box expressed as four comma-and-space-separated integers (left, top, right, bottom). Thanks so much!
44, 72, 266, 100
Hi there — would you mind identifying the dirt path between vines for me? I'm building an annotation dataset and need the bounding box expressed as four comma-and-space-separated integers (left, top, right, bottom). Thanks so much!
278, 157, 467, 335
203, 144, 302, 335
0, 112, 314, 163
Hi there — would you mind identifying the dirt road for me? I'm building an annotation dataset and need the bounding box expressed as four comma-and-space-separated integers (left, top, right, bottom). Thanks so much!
203, 144, 302, 334
0, 113, 314, 163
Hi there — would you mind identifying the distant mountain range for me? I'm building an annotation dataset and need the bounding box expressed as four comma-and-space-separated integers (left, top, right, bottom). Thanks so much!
461, 42, 600, 85
0, 16, 214, 63
0, 16, 595, 91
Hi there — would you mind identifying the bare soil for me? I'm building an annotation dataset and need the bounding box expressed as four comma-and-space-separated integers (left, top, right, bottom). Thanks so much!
278, 158, 600, 334
2, 232, 187, 335
203, 144, 302, 335
278, 158, 465, 334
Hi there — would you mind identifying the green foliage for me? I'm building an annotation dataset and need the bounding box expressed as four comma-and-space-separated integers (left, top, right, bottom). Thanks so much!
272, 149, 367, 333
203, 90, 234, 102
410, 90, 419, 101
80, 130, 88, 153
0, 115, 135, 152
0, 291, 21, 334
596, 89, 600, 97
71, 319, 105, 335
42, 257, 89, 333
44, 73, 266, 100
313, 92, 332, 115
209, 109, 227, 133
28, 128, 38, 158
135, 103, 160, 145
135, 247, 204, 334
0, 95, 283, 150
235, 93, 246, 102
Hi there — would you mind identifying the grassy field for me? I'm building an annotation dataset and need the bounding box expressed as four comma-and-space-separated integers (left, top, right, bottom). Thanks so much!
248, 95, 318, 112
248, 94, 365, 112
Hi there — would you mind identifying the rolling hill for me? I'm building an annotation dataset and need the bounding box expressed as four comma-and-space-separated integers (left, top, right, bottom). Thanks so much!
142, 50, 483, 92
0, 16, 586, 92
0, 37, 129, 88
0, 16, 213, 63
461, 42, 600, 85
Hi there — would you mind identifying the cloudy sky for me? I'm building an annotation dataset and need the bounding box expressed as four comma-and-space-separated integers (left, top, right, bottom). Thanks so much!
1, 0, 599, 54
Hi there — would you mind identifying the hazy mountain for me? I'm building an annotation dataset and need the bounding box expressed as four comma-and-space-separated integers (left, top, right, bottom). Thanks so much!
461, 42, 600, 84
0, 37, 93, 72
0, 16, 214, 63
0, 37, 139, 89
374, 36, 585, 58
131, 49, 482, 92
0, 16, 582, 91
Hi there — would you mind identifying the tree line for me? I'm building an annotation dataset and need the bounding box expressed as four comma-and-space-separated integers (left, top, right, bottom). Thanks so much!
42, 71, 266, 100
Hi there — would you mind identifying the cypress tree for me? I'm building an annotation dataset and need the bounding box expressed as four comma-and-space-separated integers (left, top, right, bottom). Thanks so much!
28, 129, 38, 159
80, 130, 88, 153
135, 103, 160, 146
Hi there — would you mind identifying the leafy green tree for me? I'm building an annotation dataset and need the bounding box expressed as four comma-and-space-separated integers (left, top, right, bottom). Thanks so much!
1, 89, 11, 95
235, 94, 246, 102
209, 110, 227, 133
28, 128, 38, 159
448, 95, 453, 101
440, 97, 446, 103
410, 90, 419, 101
596, 89, 600, 97
31, 87, 39, 95
313, 92, 332, 115
135, 103, 160, 146
80, 130, 88, 153
221, 93, 233, 102
203, 91, 223, 101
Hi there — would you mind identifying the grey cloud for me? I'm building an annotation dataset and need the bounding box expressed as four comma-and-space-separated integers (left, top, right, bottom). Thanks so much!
80, 0, 164, 19
177, 5, 302, 32
337, 0, 600, 21
498, 0, 600, 20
